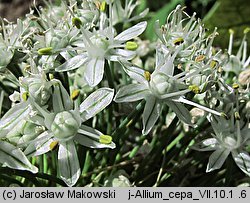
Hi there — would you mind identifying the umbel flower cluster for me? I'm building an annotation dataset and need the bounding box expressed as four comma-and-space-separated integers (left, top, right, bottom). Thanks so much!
0, 0, 249, 186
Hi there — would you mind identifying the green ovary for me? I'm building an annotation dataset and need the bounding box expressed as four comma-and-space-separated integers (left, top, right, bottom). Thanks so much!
51, 111, 79, 141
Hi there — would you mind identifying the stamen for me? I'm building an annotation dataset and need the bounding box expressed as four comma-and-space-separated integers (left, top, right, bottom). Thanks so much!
99, 134, 112, 144
125, 41, 138, 51
221, 112, 229, 120
38, 47, 53, 55
210, 60, 218, 69
234, 112, 240, 120
71, 89, 80, 100
173, 38, 184, 46
189, 85, 200, 94
100, 1, 106, 12
22, 92, 29, 101
72, 17, 82, 29
49, 141, 58, 150
195, 55, 206, 62
232, 83, 239, 89
144, 71, 151, 81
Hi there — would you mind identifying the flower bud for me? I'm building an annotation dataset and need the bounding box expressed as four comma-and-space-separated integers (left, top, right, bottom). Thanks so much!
51, 111, 79, 141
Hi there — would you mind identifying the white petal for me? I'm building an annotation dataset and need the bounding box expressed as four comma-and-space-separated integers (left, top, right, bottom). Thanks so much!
108, 49, 136, 61
0, 141, 38, 173
55, 53, 88, 72
206, 148, 230, 172
0, 102, 31, 135
119, 60, 147, 84
84, 58, 105, 87
24, 131, 54, 157
165, 100, 192, 125
75, 125, 115, 149
80, 88, 114, 121
52, 81, 73, 112
58, 141, 81, 187
232, 150, 250, 176
191, 138, 219, 151
114, 21, 147, 41
142, 96, 162, 135
114, 84, 149, 103
157, 58, 175, 76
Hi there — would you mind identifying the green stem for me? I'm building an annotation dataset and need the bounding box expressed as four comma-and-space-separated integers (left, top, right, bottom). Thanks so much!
104, 60, 115, 89
0, 174, 24, 186
0, 167, 66, 186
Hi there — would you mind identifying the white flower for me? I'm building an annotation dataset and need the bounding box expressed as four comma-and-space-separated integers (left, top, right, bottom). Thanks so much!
115, 52, 221, 135
55, 18, 147, 87
192, 111, 250, 176
24, 81, 115, 186
224, 28, 250, 74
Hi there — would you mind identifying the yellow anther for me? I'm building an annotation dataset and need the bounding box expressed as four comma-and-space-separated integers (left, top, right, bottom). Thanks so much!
234, 112, 241, 120
49, 141, 59, 151
99, 135, 112, 144
217, 66, 223, 73
125, 41, 138, 51
144, 71, 151, 81
71, 89, 80, 100
22, 92, 29, 101
49, 73, 54, 80
95, 2, 101, 9
220, 112, 229, 120
229, 29, 234, 34
210, 60, 218, 69
173, 38, 184, 46
100, 1, 106, 12
72, 17, 82, 29
24, 65, 31, 72
177, 64, 182, 69
38, 47, 53, 55
126, 119, 133, 128
244, 27, 250, 34
195, 55, 206, 62
232, 83, 239, 89
189, 85, 200, 94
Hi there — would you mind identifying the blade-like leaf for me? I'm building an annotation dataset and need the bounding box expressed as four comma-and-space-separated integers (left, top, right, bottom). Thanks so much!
206, 148, 230, 172
142, 96, 162, 135
84, 57, 105, 87
114, 83, 149, 103
0, 141, 38, 173
114, 21, 147, 41
58, 141, 80, 187
80, 88, 114, 121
